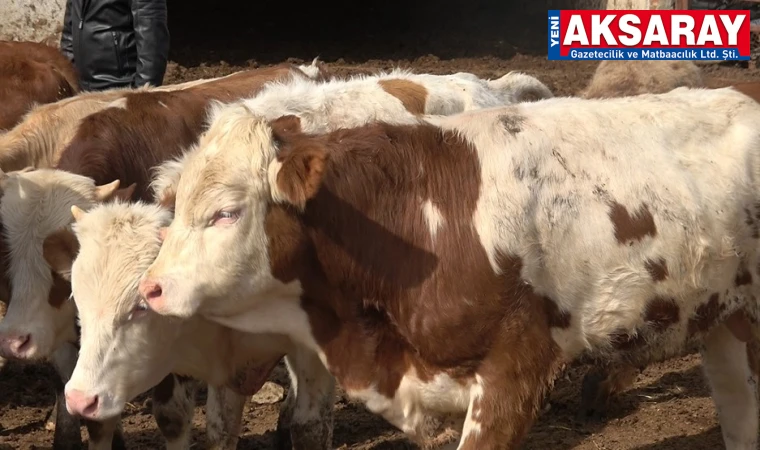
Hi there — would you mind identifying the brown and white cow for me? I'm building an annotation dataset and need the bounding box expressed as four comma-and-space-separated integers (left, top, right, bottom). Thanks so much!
576, 77, 760, 420
58, 69, 553, 449
0, 73, 229, 173
581, 60, 705, 99
0, 40, 80, 131
137, 87, 760, 449
0, 63, 325, 450
573, 59, 706, 417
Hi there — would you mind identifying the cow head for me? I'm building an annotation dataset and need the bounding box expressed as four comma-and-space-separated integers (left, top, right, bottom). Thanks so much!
64, 202, 183, 420
0, 168, 134, 360
138, 106, 309, 321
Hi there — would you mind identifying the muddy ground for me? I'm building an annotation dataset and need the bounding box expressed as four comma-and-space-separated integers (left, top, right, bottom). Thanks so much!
3, 2, 760, 448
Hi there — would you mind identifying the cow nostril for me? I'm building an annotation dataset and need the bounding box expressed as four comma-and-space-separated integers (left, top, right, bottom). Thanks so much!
8, 334, 31, 355
83, 394, 99, 415
139, 280, 163, 301
147, 285, 162, 300
16, 334, 30, 351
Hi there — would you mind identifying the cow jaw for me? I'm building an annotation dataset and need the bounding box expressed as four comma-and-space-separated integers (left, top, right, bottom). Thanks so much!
66, 313, 182, 420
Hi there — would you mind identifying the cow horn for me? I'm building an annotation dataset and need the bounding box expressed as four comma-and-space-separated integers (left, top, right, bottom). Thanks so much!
71, 205, 85, 222
94, 180, 121, 201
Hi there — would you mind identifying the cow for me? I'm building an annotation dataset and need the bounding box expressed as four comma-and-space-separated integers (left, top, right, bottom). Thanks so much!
0, 73, 235, 172
49, 68, 552, 449
134, 87, 760, 450
0, 40, 80, 131
577, 79, 760, 420
581, 60, 705, 99
65, 199, 334, 449
0, 62, 326, 450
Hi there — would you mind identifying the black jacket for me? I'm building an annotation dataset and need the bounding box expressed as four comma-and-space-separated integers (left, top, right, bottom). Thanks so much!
60, 0, 170, 91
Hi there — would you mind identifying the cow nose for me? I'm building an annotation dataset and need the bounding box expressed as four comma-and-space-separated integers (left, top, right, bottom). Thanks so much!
0, 333, 31, 359
138, 279, 163, 305
65, 389, 99, 418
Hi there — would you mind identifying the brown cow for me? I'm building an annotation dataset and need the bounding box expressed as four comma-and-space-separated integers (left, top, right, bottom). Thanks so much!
0, 62, 325, 449
0, 40, 79, 131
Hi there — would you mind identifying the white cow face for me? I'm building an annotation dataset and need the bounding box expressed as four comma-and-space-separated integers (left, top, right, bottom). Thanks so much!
64, 202, 182, 420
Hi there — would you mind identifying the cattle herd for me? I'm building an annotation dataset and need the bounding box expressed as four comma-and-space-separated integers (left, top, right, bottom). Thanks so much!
0, 38, 760, 450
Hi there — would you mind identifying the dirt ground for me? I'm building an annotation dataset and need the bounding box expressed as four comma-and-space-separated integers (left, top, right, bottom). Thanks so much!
4, 2, 760, 448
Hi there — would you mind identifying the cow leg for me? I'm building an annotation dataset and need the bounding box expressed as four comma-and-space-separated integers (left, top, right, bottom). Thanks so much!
701, 323, 758, 450
84, 417, 125, 450
455, 318, 561, 450
152, 374, 197, 450
51, 375, 83, 450
578, 362, 639, 421
50, 342, 84, 449
276, 348, 335, 450
205, 385, 246, 450
52, 342, 126, 449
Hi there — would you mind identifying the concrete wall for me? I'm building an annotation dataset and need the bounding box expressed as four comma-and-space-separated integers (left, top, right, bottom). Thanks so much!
0, 0, 67, 43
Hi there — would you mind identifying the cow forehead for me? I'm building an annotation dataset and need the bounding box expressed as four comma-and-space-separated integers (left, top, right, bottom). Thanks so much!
174, 115, 276, 216
1, 170, 96, 208
1, 171, 96, 239
72, 241, 141, 319
73, 203, 169, 311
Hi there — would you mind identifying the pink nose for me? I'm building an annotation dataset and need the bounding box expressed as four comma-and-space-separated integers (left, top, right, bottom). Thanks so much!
65, 389, 99, 418
138, 278, 163, 306
0, 333, 31, 359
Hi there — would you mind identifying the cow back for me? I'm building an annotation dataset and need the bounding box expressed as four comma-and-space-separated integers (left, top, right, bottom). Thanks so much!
55, 64, 309, 201
0, 41, 80, 131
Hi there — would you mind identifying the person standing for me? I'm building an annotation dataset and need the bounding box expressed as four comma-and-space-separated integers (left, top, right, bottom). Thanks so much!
60, 0, 170, 91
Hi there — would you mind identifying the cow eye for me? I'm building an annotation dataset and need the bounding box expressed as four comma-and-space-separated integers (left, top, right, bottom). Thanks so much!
210, 210, 240, 226
127, 299, 150, 321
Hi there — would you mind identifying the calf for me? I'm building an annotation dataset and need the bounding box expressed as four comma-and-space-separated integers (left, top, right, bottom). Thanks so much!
0, 40, 80, 131
0, 63, 323, 450
58, 68, 550, 449
67, 200, 333, 450
581, 60, 705, 98
139, 87, 760, 450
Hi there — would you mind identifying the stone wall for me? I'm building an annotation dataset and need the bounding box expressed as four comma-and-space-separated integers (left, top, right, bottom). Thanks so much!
0, 0, 677, 45
0, 0, 67, 43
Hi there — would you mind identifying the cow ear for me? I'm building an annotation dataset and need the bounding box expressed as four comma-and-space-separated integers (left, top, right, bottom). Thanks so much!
42, 228, 80, 281
268, 143, 328, 210
157, 189, 176, 211
269, 115, 302, 146
71, 205, 86, 223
